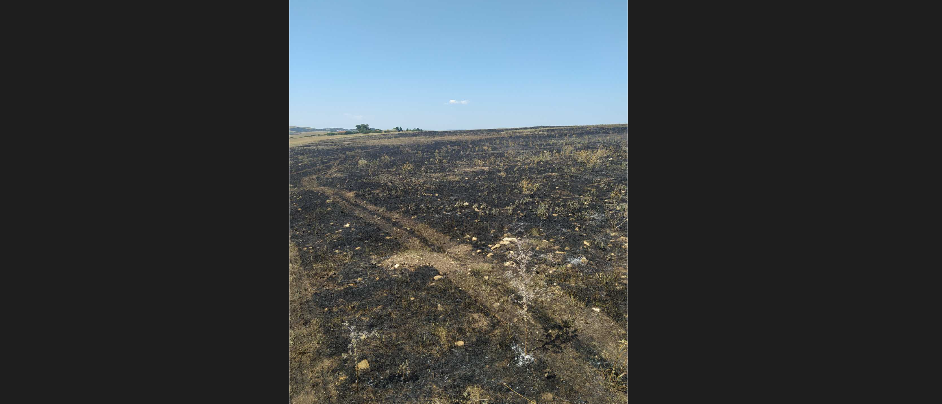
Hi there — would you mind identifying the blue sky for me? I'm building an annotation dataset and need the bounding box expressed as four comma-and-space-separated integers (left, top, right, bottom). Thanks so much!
289, 0, 626, 130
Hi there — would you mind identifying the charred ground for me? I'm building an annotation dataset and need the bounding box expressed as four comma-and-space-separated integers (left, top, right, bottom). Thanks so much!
289, 125, 627, 403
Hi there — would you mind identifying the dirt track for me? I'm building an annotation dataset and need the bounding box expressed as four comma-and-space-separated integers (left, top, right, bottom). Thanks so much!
290, 125, 626, 403
303, 177, 626, 402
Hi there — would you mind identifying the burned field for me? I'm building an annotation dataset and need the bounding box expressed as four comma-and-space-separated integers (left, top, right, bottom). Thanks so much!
289, 125, 627, 403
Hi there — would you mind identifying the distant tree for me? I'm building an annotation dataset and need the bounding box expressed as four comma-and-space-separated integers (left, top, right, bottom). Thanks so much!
395, 126, 402, 132
356, 124, 371, 134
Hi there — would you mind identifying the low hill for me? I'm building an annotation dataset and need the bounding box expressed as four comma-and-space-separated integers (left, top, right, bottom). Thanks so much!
290, 126, 353, 134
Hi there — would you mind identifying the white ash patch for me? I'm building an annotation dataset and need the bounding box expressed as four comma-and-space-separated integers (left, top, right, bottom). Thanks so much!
511, 343, 535, 366
342, 321, 377, 359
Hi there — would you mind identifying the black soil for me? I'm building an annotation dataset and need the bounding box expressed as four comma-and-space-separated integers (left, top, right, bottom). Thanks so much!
289, 125, 627, 403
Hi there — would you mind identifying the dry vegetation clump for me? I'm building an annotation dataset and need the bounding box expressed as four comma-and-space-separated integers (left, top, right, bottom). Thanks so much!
519, 178, 540, 195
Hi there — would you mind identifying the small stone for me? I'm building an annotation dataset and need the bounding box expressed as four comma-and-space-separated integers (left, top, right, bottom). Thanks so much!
487, 253, 493, 257
584, 240, 590, 246
434, 275, 443, 280
455, 341, 464, 346
472, 237, 478, 241
394, 264, 400, 268
592, 307, 601, 312
357, 359, 370, 371
410, 297, 414, 300
483, 276, 489, 280
344, 223, 350, 228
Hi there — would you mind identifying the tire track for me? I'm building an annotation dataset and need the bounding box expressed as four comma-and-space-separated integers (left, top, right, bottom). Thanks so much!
300, 176, 626, 402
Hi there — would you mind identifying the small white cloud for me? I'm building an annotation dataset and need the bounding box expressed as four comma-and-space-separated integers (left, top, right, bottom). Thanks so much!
445, 100, 470, 105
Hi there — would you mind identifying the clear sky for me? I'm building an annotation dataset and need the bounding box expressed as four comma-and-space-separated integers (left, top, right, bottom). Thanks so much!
289, 0, 627, 130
